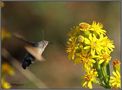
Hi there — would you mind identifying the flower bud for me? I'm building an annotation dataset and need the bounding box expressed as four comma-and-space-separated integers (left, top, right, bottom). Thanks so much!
79, 22, 90, 31
112, 59, 120, 72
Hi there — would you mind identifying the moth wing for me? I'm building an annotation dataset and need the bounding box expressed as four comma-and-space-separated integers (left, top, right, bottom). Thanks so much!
25, 45, 46, 61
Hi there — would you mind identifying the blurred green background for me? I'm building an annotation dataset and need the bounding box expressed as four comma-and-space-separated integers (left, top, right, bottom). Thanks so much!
1, 1, 120, 88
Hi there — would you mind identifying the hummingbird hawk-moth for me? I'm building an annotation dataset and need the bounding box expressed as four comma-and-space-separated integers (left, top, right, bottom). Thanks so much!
13, 34, 49, 69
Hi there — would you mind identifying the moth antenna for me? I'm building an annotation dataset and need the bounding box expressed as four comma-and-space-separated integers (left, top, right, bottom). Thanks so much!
12, 33, 35, 46
42, 30, 44, 40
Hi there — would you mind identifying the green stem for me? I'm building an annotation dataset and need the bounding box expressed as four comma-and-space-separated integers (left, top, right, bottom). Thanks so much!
101, 65, 107, 83
101, 63, 111, 88
106, 64, 111, 88
94, 62, 105, 86
94, 62, 111, 88
101, 64, 107, 86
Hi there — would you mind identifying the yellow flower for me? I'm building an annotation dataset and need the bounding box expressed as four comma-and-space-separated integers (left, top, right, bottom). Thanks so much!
1, 78, 11, 89
84, 34, 102, 56
79, 22, 91, 31
109, 71, 121, 88
99, 34, 115, 54
90, 21, 106, 35
98, 52, 111, 64
82, 69, 98, 89
1, 29, 11, 40
66, 36, 77, 60
66, 35, 84, 61
2, 63, 14, 76
75, 50, 96, 70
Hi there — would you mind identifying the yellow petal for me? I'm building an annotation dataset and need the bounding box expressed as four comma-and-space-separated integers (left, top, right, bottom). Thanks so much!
1, 79, 11, 89
91, 59, 96, 63
99, 60, 104, 64
88, 81, 92, 89
85, 38, 90, 44
93, 34, 97, 40
116, 71, 120, 78
113, 71, 117, 77
110, 76, 115, 80
111, 82, 117, 86
91, 49, 95, 56
89, 34, 92, 41
84, 46, 90, 49
82, 81, 87, 87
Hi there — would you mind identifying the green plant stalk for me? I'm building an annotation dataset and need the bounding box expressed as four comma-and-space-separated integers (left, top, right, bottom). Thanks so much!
101, 66, 107, 84
95, 62, 105, 87
106, 64, 111, 88
101, 64, 111, 88
95, 62, 110, 88
101, 65, 108, 87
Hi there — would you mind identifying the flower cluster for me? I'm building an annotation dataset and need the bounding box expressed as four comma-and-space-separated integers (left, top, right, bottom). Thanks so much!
2, 63, 15, 89
1, 29, 14, 89
66, 21, 121, 89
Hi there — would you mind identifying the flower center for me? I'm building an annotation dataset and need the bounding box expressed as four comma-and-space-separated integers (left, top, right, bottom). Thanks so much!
85, 75, 91, 81
91, 42, 96, 49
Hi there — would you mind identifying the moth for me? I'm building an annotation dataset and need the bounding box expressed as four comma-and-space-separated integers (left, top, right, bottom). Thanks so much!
13, 34, 49, 69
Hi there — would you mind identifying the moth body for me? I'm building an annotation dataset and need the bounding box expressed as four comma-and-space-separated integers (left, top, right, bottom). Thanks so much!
13, 33, 49, 69
22, 53, 35, 69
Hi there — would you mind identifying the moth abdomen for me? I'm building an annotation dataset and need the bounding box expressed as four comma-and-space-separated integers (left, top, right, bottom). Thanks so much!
22, 53, 35, 69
